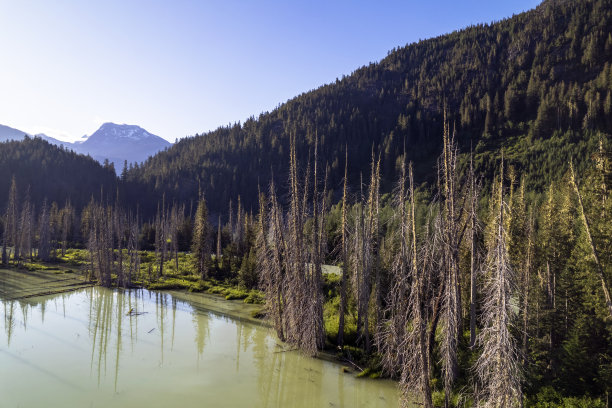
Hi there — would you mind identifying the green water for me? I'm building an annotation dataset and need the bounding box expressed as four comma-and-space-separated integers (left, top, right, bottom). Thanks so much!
1, 287, 398, 407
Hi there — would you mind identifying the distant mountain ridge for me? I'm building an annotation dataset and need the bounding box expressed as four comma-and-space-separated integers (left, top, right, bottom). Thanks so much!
0, 124, 30, 142
0, 122, 171, 171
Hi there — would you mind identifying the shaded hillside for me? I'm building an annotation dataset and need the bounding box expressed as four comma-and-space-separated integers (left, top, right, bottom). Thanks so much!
126, 0, 612, 216
0, 137, 118, 210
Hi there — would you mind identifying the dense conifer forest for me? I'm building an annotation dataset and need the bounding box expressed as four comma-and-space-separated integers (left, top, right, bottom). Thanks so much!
122, 0, 612, 218
1, 0, 611, 406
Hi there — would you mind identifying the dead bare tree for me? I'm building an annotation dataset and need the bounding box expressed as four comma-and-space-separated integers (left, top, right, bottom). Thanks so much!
473, 156, 522, 407
87, 202, 114, 287
154, 200, 168, 279
18, 192, 33, 264
216, 215, 222, 269
469, 150, 482, 349
38, 199, 51, 262
337, 147, 349, 347
168, 203, 183, 273
380, 159, 433, 408
3, 177, 19, 264
522, 210, 534, 362
349, 150, 380, 352
113, 204, 127, 287
257, 179, 288, 341
256, 133, 326, 355
60, 201, 74, 257
439, 121, 463, 407
126, 212, 139, 288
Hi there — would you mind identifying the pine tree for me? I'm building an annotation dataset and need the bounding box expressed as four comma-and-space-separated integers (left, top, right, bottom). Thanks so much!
192, 196, 212, 279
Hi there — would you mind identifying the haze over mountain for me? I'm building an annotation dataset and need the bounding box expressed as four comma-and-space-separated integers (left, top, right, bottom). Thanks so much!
0, 124, 29, 142
0, 124, 66, 146
0, 122, 171, 172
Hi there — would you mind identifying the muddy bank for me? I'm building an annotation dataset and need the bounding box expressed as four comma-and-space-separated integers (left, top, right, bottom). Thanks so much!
167, 289, 266, 327
0, 267, 92, 301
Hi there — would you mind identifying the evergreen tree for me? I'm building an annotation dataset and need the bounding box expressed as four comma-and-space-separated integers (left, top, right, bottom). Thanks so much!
192, 196, 212, 279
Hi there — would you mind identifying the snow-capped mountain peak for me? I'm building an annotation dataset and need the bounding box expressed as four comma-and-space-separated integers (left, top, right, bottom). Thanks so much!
91, 123, 161, 142
75, 123, 171, 169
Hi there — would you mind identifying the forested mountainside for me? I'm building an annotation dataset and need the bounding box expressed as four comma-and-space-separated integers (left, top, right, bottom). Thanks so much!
125, 0, 611, 217
1, 1, 611, 406
0, 137, 118, 210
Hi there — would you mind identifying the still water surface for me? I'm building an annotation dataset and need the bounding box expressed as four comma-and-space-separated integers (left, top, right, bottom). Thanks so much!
0, 287, 398, 407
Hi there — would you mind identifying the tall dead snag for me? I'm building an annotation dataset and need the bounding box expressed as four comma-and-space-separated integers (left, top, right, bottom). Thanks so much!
3, 177, 19, 264
113, 204, 127, 287
60, 201, 74, 257
380, 160, 433, 408
474, 157, 522, 407
371, 154, 383, 345
169, 203, 183, 273
38, 199, 51, 262
522, 210, 534, 361
87, 202, 114, 287
569, 161, 612, 319
469, 151, 481, 348
154, 200, 168, 279
216, 215, 222, 269
350, 150, 380, 352
407, 162, 434, 408
337, 147, 349, 347
282, 132, 307, 350
439, 120, 464, 406
257, 179, 288, 341
233, 196, 245, 254
380, 156, 409, 375
284, 132, 325, 354
18, 191, 33, 264
256, 134, 326, 355
126, 212, 139, 288
304, 135, 326, 352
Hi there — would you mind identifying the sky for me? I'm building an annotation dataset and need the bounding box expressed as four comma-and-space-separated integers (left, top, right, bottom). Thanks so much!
0, 0, 541, 143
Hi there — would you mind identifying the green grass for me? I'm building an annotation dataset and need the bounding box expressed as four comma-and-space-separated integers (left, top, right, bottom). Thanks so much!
57, 249, 89, 266
147, 278, 195, 291
21, 262, 59, 271
527, 387, 607, 408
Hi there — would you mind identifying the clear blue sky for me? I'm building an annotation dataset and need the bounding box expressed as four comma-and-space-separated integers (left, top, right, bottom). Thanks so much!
0, 0, 541, 143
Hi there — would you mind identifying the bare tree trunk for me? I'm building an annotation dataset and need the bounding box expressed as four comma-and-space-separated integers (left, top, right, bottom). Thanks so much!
338, 147, 349, 347
522, 213, 534, 363
470, 152, 479, 348
440, 119, 464, 405
473, 154, 522, 407
410, 163, 433, 408
217, 215, 222, 269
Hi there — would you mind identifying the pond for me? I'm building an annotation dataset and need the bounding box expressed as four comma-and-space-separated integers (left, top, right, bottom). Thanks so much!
0, 286, 399, 407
